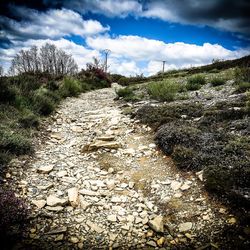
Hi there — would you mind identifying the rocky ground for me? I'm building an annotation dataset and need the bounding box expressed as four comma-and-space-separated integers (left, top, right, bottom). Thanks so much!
4, 87, 237, 249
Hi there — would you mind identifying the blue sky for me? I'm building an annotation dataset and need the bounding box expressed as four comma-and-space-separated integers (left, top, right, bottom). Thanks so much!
0, 0, 250, 76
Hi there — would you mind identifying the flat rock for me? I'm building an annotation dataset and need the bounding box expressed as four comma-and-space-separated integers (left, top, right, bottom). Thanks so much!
79, 189, 99, 196
46, 226, 67, 235
86, 220, 104, 233
147, 241, 157, 247
107, 214, 117, 222
179, 222, 193, 232
37, 165, 53, 174
45, 206, 64, 212
57, 170, 68, 177
170, 181, 182, 190
46, 195, 68, 207
148, 216, 164, 233
181, 183, 191, 191
67, 187, 79, 207
70, 236, 79, 244
96, 136, 115, 141
31, 199, 46, 209
88, 141, 121, 151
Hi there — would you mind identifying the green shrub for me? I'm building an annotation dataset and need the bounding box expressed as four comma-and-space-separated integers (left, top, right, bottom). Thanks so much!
155, 123, 201, 155
211, 77, 226, 86
116, 87, 140, 101
116, 87, 133, 98
234, 67, 250, 83
0, 129, 32, 155
235, 82, 250, 93
147, 80, 179, 101
0, 151, 11, 167
33, 89, 55, 116
0, 188, 29, 245
186, 75, 206, 91
172, 145, 195, 169
80, 81, 91, 92
60, 77, 82, 97
135, 103, 203, 127
18, 112, 39, 128
0, 78, 16, 104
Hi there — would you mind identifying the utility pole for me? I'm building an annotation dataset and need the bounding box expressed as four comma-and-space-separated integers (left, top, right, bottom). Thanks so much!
162, 60, 166, 73
102, 49, 111, 73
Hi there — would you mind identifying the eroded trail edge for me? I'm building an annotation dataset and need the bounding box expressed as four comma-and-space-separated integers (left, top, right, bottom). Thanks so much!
8, 88, 230, 249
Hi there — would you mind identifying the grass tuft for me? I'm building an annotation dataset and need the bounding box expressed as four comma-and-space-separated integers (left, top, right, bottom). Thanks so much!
147, 80, 180, 101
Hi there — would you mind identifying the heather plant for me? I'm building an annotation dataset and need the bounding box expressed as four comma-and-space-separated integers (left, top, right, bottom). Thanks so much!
0, 189, 29, 244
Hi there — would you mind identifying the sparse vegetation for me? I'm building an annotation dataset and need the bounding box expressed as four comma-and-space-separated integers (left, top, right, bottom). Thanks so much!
210, 77, 226, 86
186, 74, 206, 90
234, 66, 250, 83
0, 188, 29, 247
147, 80, 180, 101
116, 86, 141, 101
60, 77, 82, 97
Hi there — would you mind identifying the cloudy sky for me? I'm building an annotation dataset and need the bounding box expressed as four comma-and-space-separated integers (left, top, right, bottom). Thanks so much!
0, 0, 250, 76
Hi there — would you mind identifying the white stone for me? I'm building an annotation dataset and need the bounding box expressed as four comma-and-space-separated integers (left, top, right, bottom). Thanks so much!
46, 195, 68, 207
37, 165, 53, 174
86, 220, 104, 233
179, 222, 193, 232
128, 182, 135, 189
107, 215, 117, 222
127, 215, 135, 223
148, 216, 164, 233
67, 187, 79, 207
45, 206, 64, 211
57, 170, 67, 177
79, 196, 91, 210
79, 189, 99, 196
170, 181, 182, 190
181, 183, 191, 191
32, 199, 46, 209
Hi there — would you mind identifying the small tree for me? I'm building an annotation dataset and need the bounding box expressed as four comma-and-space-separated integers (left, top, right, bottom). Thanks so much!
10, 43, 78, 76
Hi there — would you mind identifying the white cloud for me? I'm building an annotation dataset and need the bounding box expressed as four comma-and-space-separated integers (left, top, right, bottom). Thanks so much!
1, 34, 249, 76
87, 35, 250, 75
1, 7, 109, 41
66, 0, 142, 17
65, 0, 250, 35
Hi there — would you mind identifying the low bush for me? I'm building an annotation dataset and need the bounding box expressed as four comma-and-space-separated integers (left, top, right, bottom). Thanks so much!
186, 74, 206, 91
211, 77, 226, 86
0, 189, 29, 244
172, 145, 196, 169
18, 112, 39, 128
60, 77, 82, 97
0, 129, 32, 155
155, 122, 201, 155
116, 87, 140, 102
0, 151, 11, 169
116, 87, 133, 98
33, 91, 55, 116
0, 78, 16, 104
147, 80, 180, 101
135, 103, 203, 127
234, 82, 250, 93
234, 67, 250, 83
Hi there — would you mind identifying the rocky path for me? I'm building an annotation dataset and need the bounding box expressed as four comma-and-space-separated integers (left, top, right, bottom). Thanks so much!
7, 87, 232, 249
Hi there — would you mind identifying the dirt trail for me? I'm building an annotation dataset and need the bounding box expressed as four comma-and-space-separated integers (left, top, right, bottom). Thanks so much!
7, 87, 231, 249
